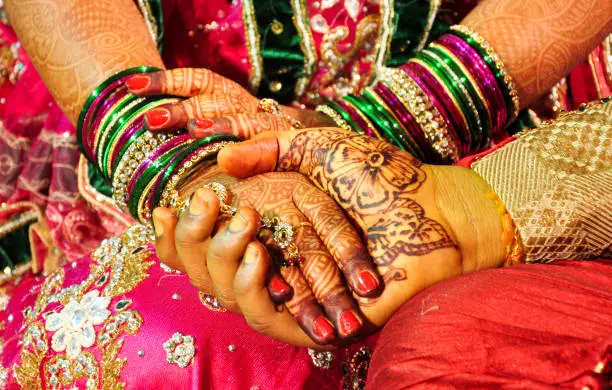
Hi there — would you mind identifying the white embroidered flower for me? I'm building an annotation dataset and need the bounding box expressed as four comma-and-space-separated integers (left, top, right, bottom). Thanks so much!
45, 290, 111, 358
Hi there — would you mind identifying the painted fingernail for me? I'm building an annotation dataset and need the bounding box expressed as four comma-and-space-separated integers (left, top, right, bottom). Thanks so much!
356, 271, 379, 293
312, 316, 334, 339
269, 277, 291, 296
145, 108, 171, 129
228, 212, 248, 233
339, 311, 361, 336
125, 75, 151, 92
189, 118, 216, 138
188, 192, 207, 216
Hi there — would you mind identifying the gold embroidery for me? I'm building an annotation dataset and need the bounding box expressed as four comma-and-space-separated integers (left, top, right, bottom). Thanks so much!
291, 0, 317, 98
242, 0, 263, 94
472, 100, 612, 262
415, 0, 441, 51
14, 225, 154, 389
373, 0, 393, 78
137, 0, 159, 45
318, 15, 380, 97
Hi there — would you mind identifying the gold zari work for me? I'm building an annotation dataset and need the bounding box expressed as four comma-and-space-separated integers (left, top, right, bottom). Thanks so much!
472, 101, 612, 262
13, 225, 154, 389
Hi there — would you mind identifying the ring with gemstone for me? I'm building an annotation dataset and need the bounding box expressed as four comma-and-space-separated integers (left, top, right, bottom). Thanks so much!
262, 216, 303, 267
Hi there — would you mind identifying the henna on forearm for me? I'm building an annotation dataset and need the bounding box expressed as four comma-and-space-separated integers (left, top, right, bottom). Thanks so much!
5, 0, 163, 123
462, 0, 612, 106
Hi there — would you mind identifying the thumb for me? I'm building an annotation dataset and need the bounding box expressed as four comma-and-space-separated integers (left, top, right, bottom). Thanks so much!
217, 128, 347, 179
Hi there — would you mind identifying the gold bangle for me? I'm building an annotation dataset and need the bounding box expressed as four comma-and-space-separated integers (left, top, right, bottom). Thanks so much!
380, 67, 459, 162
159, 141, 235, 214
257, 98, 303, 129
341, 99, 384, 140
315, 104, 353, 132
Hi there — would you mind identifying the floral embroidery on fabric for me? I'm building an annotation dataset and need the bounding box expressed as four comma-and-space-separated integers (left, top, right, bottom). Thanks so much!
13, 224, 154, 389
342, 346, 372, 390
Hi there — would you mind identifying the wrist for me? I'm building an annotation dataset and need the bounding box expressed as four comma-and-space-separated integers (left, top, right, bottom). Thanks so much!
429, 165, 506, 273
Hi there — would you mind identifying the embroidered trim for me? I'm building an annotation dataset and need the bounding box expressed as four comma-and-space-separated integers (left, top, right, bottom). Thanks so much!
373, 0, 394, 78
243, 0, 263, 94
416, 0, 441, 51
291, 0, 317, 98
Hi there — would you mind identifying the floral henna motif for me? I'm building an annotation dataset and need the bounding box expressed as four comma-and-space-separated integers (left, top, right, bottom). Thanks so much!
277, 131, 456, 274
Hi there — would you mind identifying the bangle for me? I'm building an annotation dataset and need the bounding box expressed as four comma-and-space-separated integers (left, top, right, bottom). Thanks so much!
437, 34, 508, 132
315, 105, 353, 132
379, 67, 459, 163
338, 98, 382, 140
325, 100, 365, 135
428, 43, 492, 147
450, 25, 520, 121
78, 66, 161, 159
402, 62, 469, 155
420, 50, 484, 150
485, 191, 525, 266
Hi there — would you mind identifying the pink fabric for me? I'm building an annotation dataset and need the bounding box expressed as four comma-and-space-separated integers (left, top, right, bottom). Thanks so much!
367, 260, 612, 389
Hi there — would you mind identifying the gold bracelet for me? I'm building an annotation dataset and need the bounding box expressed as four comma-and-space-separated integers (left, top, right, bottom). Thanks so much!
315, 104, 353, 132
257, 98, 303, 129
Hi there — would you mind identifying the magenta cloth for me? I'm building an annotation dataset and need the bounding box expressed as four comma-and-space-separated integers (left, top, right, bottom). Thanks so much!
367, 260, 612, 389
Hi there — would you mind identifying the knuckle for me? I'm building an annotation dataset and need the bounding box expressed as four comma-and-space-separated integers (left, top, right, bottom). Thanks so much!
245, 314, 273, 334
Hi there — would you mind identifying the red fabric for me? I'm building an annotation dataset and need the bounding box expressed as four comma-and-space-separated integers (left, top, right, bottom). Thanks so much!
367, 260, 612, 389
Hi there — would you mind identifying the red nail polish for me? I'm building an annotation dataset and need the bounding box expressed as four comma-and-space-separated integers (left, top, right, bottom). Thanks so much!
269, 277, 291, 296
126, 75, 151, 91
339, 311, 361, 336
356, 271, 379, 292
192, 119, 215, 130
312, 316, 334, 339
145, 108, 171, 128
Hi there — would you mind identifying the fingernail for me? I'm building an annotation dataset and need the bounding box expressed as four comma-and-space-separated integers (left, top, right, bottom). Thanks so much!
356, 271, 379, 293
312, 316, 334, 339
188, 192, 207, 216
243, 244, 259, 264
190, 118, 216, 138
125, 75, 151, 91
228, 212, 248, 233
339, 311, 361, 336
269, 277, 291, 296
145, 108, 171, 129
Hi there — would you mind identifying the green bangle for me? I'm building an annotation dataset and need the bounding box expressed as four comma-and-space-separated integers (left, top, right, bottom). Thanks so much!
77, 66, 161, 157
361, 89, 422, 158
343, 94, 403, 148
427, 45, 491, 147
128, 143, 190, 219
416, 52, 480, 150
102, 98, 167, 180
449, 27, 518, 120
151, 134, 241, 210
325, 100, 364, 135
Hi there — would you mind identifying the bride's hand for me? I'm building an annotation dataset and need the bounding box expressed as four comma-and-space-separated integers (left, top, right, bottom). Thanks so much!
217, 129, 509, 328
152, 171, 382, 347
125, 68, 333, 137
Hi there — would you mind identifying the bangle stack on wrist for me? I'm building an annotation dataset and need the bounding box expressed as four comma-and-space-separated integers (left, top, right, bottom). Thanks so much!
78, 66, 240, 224
316, 24, 520, 164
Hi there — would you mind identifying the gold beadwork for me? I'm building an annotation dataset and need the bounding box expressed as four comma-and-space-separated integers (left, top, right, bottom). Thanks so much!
315, 105, 353, 132
380, 67, 460, 162
270, 20, 284, 35
242, 0, 263, 94
257, 98, 303, 129
269, 80, 283, 93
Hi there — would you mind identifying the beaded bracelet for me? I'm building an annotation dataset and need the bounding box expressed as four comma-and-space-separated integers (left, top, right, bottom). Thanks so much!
315, 105, 353, 132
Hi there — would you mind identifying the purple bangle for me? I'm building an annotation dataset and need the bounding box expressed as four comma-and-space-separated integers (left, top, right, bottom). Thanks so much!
373, 83, 438, 162
334, 99, 375, 138
401, 62, 469, 155
127, 134, 192, 195
81, 80, 130, 159
89, 87, 130, 151
109, 116, 146, 172
437, 34, 508, 131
